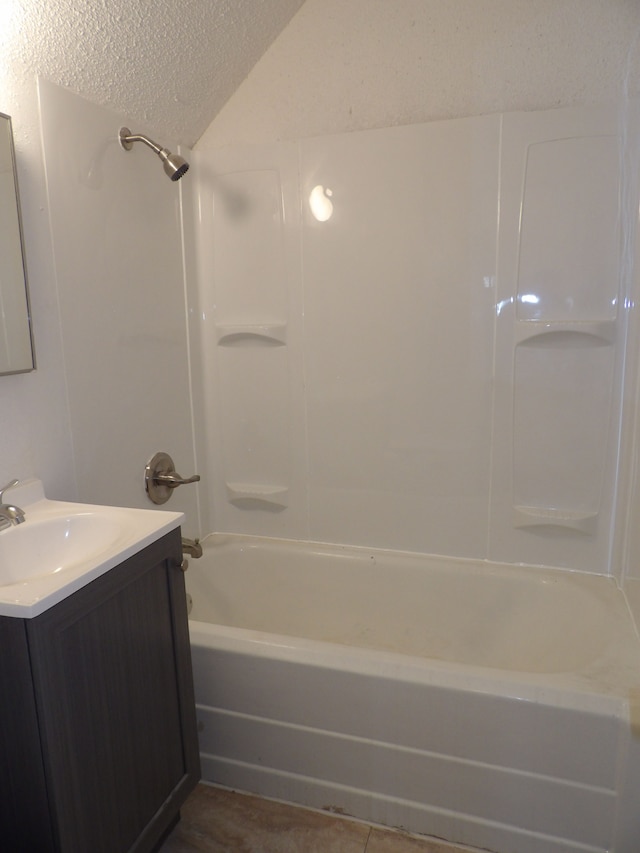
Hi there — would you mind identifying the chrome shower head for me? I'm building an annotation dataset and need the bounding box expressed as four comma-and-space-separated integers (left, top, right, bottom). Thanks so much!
119, 127, 189, 181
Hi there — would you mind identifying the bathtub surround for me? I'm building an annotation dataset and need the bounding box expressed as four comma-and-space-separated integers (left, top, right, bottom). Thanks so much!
193, 100, 631, 577
31, 77, 639, 577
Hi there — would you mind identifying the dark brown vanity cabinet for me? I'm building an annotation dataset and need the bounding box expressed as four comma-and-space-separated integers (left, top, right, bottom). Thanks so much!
0, 528, 200, 852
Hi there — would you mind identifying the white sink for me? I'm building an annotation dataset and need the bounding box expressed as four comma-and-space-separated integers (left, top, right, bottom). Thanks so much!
0, 513, 127, 585
0, 479, 183, 618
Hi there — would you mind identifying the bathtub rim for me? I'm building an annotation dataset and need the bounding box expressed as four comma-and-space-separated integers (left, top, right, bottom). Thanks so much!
188, 617, 633, 720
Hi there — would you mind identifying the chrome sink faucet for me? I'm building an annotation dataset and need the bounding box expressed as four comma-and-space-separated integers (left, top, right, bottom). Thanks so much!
0, 479, 26, 531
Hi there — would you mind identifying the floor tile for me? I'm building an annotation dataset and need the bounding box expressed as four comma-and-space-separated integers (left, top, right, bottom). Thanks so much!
366, 826, 475, 852
161, 785, 370, 853
161, 785, 479, 853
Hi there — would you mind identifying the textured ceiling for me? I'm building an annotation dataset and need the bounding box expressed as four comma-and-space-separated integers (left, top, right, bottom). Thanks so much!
10, 0, 306, 146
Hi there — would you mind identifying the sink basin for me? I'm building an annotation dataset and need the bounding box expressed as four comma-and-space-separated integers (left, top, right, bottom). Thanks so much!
0, 513, 126, 586
0, 479, 184, 618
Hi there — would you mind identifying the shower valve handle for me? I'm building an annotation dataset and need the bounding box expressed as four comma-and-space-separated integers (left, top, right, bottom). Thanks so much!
144, 451, 200, 505
154, 471, 200, 487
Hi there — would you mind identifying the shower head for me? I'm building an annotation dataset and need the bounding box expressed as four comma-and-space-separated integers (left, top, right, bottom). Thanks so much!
119, 127, 189, 181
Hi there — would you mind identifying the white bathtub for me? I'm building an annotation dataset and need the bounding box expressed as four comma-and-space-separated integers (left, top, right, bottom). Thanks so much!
186, 534, 640, 853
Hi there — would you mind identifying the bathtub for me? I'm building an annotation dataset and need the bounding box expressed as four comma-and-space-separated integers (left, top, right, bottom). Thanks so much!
186, 534, 640, 853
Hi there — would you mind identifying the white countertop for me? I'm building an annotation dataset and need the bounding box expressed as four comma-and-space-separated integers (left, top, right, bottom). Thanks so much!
0, 479, 183, 618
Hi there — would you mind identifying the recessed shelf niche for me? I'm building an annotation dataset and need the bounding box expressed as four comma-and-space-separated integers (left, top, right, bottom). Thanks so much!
510, 131, 619, 536
216, 324, 287, 347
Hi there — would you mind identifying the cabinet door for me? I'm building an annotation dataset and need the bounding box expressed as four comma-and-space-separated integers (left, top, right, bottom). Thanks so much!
0, 617, 55, 851
27, 530, 200, 853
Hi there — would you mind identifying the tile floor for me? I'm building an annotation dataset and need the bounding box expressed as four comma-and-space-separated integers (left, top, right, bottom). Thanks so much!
160, 784, 479, 853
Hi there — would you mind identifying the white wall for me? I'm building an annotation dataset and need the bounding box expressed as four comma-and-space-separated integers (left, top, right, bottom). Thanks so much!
37, 80, 203, 537
0, 45, 203, 529
0, 50, 75, 498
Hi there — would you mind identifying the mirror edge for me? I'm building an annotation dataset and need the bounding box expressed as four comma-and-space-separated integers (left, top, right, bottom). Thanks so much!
0, 110, 36, 374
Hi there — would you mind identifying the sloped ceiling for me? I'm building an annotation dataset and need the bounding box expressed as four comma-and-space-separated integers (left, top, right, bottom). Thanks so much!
11, 0, 306, 146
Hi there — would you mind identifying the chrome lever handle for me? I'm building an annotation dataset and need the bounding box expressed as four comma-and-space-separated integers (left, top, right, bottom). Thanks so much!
144, 451, 201, 505
154, 471, 200, 488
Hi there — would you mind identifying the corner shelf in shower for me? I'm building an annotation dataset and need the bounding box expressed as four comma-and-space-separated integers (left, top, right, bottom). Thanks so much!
216, 324, 287, 347
225, 482, 288, 510
513, 506, 597, 534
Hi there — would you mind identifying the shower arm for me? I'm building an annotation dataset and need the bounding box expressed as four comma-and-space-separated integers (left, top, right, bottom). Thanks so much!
120, 131, 166, 157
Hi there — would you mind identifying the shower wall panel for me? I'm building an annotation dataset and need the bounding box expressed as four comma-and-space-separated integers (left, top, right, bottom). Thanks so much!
300, 117, 499, 556
38, 80, 200, 535
197, 103, 626, 573
194, 144, 308, 538
490, 104, 623, 573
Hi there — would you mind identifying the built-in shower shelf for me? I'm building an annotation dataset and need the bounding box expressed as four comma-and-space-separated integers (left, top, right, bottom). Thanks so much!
514, 320, 616, 346
226, 482, 288, 509
513, 505, 597, 534
216, 324, 287, 347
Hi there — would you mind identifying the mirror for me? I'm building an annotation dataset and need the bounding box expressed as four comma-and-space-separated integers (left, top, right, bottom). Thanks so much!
0, 112, 34, 374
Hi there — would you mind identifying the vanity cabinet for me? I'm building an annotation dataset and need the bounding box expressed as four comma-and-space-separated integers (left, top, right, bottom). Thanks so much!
0, 528, 200, 853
